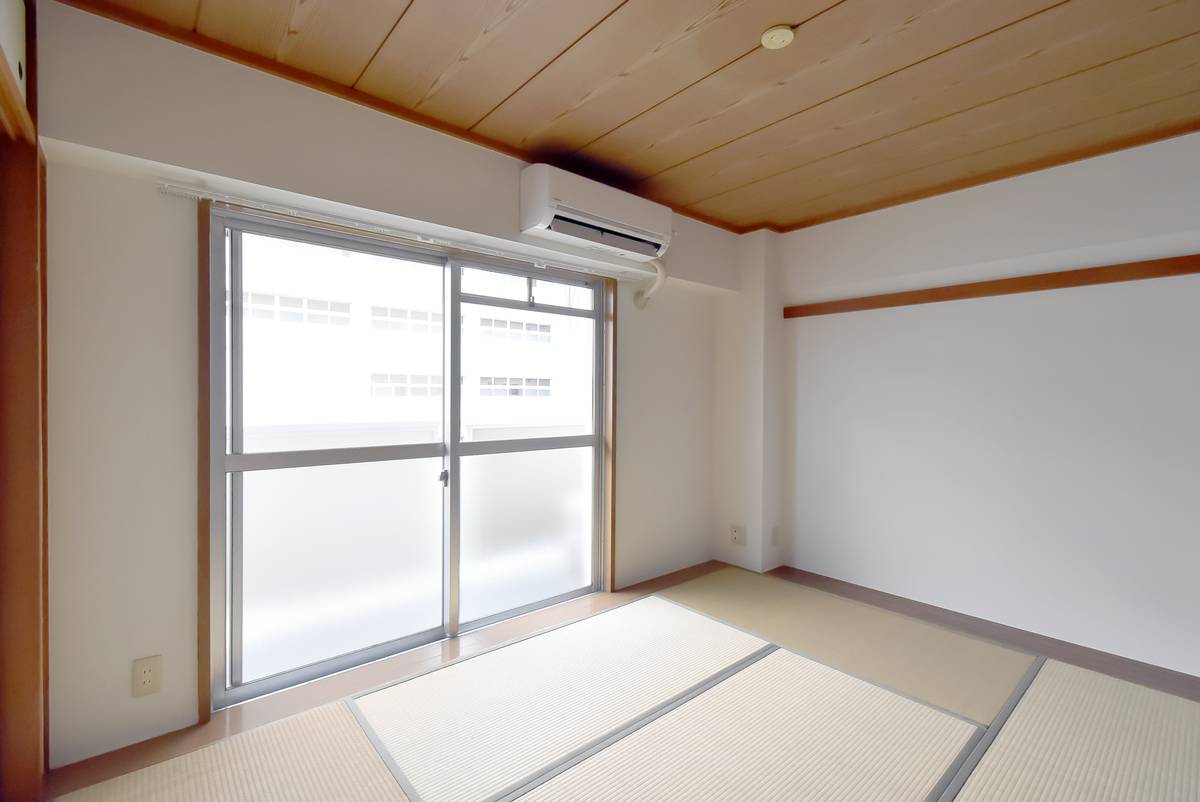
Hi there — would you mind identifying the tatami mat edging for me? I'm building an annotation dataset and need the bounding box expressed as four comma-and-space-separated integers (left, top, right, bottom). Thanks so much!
654, 591, 985, 728
934, 657, 1046, 801
658, 566, 1035, 725
350, 596, 767, 802
953, 659, 1200, 802
493, 645, 778, 802
521, 649, 980, 802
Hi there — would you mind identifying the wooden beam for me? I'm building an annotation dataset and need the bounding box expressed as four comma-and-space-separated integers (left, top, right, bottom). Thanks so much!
783, 253, 1200, 319
0, 2, 45, 794
0, 117, 45, 802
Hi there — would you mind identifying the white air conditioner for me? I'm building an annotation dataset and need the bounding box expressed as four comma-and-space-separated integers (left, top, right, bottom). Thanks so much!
520, 164, 672, 262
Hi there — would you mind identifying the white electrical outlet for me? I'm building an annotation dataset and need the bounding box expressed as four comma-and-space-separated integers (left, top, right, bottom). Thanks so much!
132, 655, 162, 698
730, 525, 745, 545
771, 525, 782, 547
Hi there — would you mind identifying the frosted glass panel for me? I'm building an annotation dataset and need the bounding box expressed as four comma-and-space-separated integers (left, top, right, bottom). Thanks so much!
462, 303, 594, 442
238, 233, 443, 452
459, 448, 593, 623
240, 459, 442, 682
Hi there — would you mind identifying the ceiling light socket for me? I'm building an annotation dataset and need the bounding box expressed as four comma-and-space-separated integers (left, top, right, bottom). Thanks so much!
761, 25, 795, 50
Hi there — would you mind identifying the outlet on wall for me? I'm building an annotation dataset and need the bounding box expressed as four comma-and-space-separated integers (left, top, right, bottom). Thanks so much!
771, 525, 781, 547
730, 525, 745, 545
132, 654, 162, 698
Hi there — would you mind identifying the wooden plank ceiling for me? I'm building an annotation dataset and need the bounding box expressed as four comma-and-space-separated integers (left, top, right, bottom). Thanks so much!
70, 0, 1200, 232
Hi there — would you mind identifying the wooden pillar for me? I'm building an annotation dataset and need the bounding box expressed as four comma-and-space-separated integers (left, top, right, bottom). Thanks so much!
1, 2, 47, 797
0, 133, 47, 802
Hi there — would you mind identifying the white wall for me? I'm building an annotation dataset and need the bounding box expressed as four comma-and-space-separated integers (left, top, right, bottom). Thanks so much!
45, 0, 1200, 766
780, 133, 1200, 676
713, 231, 786, 572
780, 132, 1200, 303
614, 282, 718, 588
39, 0, 735, 765
45, 154, 722, 766
47, 160, 200, 767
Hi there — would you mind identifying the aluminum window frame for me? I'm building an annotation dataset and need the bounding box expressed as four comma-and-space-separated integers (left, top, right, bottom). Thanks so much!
208, 206, 607, 709
449, 254, 606, 634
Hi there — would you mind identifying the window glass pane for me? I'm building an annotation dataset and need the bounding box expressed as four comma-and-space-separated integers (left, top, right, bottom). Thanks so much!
461, 302, 594, 441
461, 267, 526, 301
239, 459, 443, 682
238, 233, 443, 452
224, 231, 232, 452
532, 279, 594, 310
459, 447, 593, 623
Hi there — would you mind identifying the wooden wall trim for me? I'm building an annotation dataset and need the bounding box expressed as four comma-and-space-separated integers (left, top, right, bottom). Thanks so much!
34, 0, 48, 767
196, 200, 211, 725
38, 147, 49, 776
783, 253, 1200, 319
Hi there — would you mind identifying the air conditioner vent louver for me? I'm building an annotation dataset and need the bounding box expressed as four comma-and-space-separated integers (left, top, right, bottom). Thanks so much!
548, 215, 662, 258
521, 164, 672, 263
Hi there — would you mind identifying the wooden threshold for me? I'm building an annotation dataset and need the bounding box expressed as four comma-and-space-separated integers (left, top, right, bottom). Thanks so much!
783, 253, 1200, 318
769, 565, 1200, 703
41, 560, 725, 798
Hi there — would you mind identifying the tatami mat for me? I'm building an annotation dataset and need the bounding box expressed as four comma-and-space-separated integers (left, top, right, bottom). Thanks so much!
659, 566, 1033, 724
352, 596, 767, 802
60, 573, 1195, 802
956, 659, 1200, 801
522, 648, 979, 802
57, 702, 406, 802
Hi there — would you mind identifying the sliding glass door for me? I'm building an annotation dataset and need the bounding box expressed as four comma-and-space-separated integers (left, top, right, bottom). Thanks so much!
451, 265, 602, 630
209, 208, 604, 707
